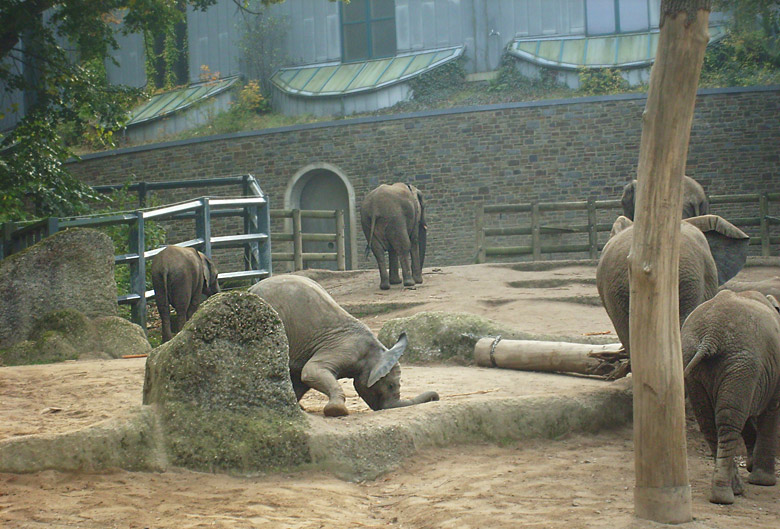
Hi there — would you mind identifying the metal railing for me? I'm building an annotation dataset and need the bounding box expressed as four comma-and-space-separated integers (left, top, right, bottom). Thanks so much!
475, 193, 780, 263
270, 209, 346, 271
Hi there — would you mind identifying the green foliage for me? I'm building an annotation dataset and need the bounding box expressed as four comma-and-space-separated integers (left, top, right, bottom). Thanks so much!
577, 67, 630, 96
487, 57, 563, 94
237, 1, 290, 95
409, 57, 466, 101
235, 80, 271, 114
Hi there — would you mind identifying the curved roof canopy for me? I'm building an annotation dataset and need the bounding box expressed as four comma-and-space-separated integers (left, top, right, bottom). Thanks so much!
127, 77, 239, 127
507, 26, 726, 71
271, 46, 465, 97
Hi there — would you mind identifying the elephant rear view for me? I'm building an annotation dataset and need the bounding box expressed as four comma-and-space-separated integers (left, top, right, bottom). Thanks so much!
361, 183, 426, 290
151, 246, 220, 343
621, 175, 709, 221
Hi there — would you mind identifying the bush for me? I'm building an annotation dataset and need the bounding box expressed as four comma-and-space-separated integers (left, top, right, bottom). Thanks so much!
410, 58, 466, 100
235, 80, 271, 114
577, 67, 629, 96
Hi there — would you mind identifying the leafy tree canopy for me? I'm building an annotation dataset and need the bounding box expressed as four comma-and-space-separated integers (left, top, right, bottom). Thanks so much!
0, 0, 284, 223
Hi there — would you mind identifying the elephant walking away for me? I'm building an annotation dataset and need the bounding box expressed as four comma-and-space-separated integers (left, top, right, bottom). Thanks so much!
621, 175, 709, 221
682, 289, 780, 504
151, 246, 220, 343
249, 274, 439, 416
361, 183, 427, 290
596, 215, 749, 355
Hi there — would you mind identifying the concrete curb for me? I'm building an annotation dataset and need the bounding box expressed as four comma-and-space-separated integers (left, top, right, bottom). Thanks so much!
0, 381, 632, 478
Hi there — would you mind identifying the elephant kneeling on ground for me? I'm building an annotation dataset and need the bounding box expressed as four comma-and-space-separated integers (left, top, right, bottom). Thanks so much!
682, 289, 780, 505
249, 274, 439, 416
361, 183, 427, 290
596, 215, 749, 355
151, 246, 221, 343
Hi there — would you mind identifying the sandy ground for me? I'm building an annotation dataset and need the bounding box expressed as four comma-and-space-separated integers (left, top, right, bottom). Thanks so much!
1, 262, 779, 528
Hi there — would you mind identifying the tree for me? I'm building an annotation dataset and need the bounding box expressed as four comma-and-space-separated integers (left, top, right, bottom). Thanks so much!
630, 0, 711, 523
0, 0, 285, 222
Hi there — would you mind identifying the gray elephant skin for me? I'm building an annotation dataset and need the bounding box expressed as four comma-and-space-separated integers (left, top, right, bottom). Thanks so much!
621, 175, 709, 221
249, 274, 439, 416
596, 215, 749, 354
682, 289, 780, 505
151, 246, 221, 343
361, 182, 427, 290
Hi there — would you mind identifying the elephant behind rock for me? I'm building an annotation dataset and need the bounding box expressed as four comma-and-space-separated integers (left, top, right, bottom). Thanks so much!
621, 175, 709, 221
249, 274, 439, 416
361, 183, 427, 290
596, 215, 749, 355
682, 289, 780, 505
151, 246, 220, 343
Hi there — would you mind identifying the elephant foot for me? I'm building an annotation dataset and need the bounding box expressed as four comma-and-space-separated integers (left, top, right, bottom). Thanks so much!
380, 281, 390, 290
403, 278, 415, 287
709, 485, 735, 505
748, 468, 777, 486
389, 276, 402, 285
323, 401, 349, 417
732, 471, 745, 496
413, 275, 423, 284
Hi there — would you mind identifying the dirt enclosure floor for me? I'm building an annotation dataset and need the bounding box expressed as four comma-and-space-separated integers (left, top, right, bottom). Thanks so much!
2, 262, 780, 528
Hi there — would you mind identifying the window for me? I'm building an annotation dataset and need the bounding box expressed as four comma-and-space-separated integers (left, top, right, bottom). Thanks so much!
341, 0, 396, 62
586, 0, 652, 35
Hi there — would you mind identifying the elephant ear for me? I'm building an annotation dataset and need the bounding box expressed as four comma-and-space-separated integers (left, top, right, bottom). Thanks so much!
684, 215, 750, 285
367, 332, 408, 387
767, 294, 780, 315
610, 216, 633, 238
620, 180, 637, 221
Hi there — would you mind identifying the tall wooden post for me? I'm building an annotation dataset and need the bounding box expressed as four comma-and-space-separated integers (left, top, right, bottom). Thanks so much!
630, 1, 710, 523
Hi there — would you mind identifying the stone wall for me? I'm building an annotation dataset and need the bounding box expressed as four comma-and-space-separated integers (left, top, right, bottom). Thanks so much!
70, 86, 780, 269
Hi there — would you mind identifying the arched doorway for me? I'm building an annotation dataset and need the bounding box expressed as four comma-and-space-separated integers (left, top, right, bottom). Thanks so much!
286, 164, 357, 270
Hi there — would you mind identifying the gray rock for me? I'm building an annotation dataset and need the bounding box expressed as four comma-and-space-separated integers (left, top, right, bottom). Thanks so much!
0, 228, 117, 349
142, 291, 310, 472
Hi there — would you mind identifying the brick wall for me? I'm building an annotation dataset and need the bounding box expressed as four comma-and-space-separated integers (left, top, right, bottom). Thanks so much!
70, 86, 780, 269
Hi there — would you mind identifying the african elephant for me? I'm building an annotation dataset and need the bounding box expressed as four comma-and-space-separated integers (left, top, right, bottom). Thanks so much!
151, 246, 220, 343
249, 274, 439, 416
682, 289, 780, 504
722, 276, 780, 299
596, 215, 749, 354
621, 175, 709, 221
361, 183, 427, 290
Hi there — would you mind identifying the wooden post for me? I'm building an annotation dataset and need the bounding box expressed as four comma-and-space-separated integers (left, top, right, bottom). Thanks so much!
531, 202, 541, 261
760, 193, 770, 257
630, 1, 710, 523
129, 211, 147, 333
475, 205, 486, 263
292, 209, 303, 271
587, 198, 598, 259
335, 209, 346, 271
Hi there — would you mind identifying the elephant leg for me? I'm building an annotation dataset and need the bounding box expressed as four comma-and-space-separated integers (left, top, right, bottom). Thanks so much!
370, 243, 390, 290
388, 249, 402, 284
290, 373, 310, 402
301, 359, 348, 417
711, 380, 755, 503
157, 300, 174, 343
184, 300, 200, 323
748, 405, 779, 486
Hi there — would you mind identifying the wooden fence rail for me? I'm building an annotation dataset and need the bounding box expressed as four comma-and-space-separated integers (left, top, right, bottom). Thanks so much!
270, 209, 346, 271
475, 193, 780, 263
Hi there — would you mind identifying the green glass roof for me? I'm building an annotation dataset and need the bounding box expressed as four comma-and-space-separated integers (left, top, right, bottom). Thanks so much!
507, 26, 726, 70
127, 77, 239, 126
271, 46, 464, 97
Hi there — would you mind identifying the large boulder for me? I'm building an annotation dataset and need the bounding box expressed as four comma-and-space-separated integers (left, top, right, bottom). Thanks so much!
143, 291, 310, 473
378, 311, 617, 365
0, 310, 151, 365
0, 228, 118, 350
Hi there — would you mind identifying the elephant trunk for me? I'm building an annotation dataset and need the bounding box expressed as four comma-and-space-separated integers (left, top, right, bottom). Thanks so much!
382, 391, 439, 410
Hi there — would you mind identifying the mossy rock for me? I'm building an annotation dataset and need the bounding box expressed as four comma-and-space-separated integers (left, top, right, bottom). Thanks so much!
143, 291, 310, 473
378, 311, 617, 365
0, 309, 150, 366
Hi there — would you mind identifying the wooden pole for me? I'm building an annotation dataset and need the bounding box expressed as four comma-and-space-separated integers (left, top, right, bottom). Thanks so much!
475, 206, 486, 264
760, 193, 770, 257
292, 209, 303, 271
630, 1, 710, 523
531, 202, 541, 261
335, 209, 346, 271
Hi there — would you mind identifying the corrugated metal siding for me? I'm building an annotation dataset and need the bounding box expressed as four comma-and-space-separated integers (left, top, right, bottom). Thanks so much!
105, 30, 146, 88
0, 49, 25, 132
187, 0, 241, 83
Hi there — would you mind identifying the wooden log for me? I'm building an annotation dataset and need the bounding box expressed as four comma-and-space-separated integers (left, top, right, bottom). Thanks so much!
629, 2, 711, 523
474, 338, 628, 379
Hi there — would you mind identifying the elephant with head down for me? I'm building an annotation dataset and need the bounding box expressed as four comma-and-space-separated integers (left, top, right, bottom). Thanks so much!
596, 215, 750, 355
621, 175, 709, 221
249, 274, 439, 416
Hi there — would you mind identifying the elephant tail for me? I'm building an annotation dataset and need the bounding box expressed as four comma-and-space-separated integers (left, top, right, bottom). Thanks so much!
364, 213, 377, 259
683, 337, 717, 378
